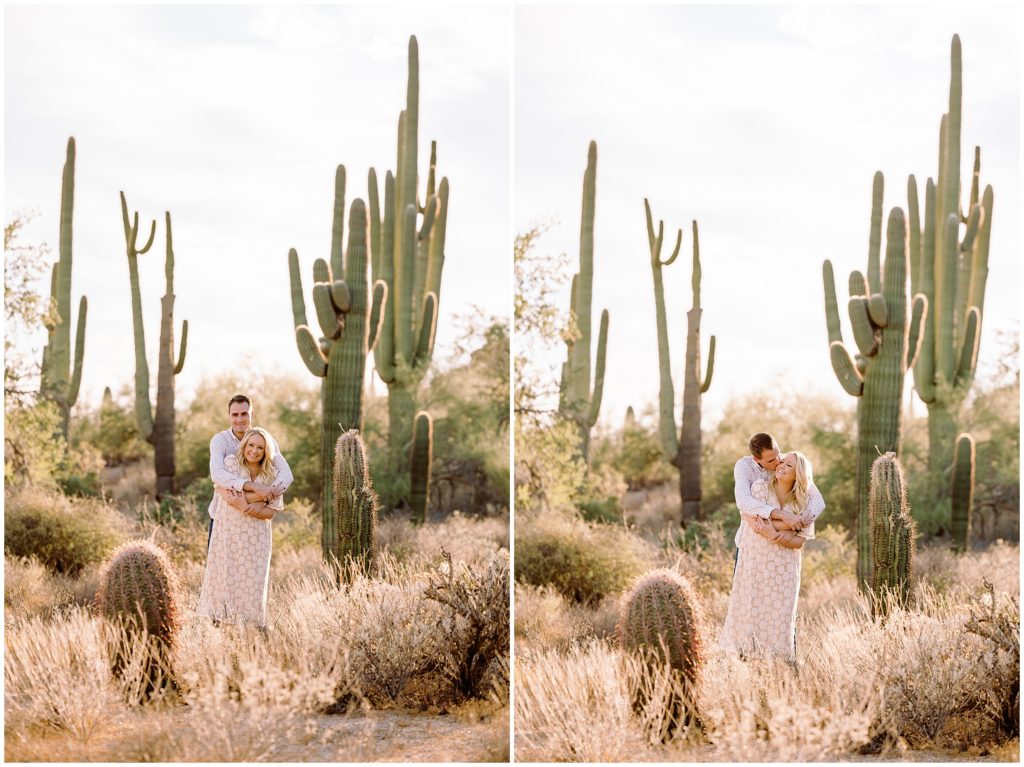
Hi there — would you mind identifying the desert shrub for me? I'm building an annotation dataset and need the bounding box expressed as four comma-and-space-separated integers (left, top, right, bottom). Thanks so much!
4, 486, 129, 576
3, 400, 65, 488
964, 582, 1020, 738
3, 555, 74, 623
515, 511, 652, 606
425, 549, 510, 699
69, 388, 151, 468
800, 524, 856, 589
271, 498, 319, 553
591, 408, 675, 491
515, 419, 586, 516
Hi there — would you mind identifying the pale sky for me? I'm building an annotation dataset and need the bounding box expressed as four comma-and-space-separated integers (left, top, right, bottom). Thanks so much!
5, 5, 511, 409
515, 4, 1020, 430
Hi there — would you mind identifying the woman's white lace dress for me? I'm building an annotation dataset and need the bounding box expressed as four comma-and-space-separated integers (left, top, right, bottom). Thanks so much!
197, 455, 281, 627
719, 478, 814, 660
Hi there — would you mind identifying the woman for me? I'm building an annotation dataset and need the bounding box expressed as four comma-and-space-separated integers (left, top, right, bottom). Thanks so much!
719, 451, 817, 661
197, 427, 282, 628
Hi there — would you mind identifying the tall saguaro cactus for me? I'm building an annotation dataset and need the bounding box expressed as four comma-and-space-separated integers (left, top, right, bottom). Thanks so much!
557, 141, 609, 462
908, 35, 993, 492
869, 452, 917, 617
289, 169, 387, 562
822, 176, 928, 589
40, 137, 87, 441
332, 429, 379, 574
121, 195, 188, 499
645, 202, 715, 524
368, 36, 449, 450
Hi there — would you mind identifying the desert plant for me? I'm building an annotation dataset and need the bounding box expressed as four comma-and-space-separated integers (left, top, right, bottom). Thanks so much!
557, 141, 609, 463
618, 568, 704, 734
39, 137, 87, 441
645, 203, 716, 523
410, 410, 433, 523
950, 432, 976, 551
908, 35, 994, 491
120, 198, 188, 499
368, 36, 450, 450
964, 580, 1020, 737
95, 540, 180, 701
332, 429, 378, 574
868, 452, 917, 616
822, 180, 927, 588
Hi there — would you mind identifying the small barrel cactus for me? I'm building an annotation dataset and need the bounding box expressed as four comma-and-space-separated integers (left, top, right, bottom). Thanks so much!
333, 429, 379, 575
951, 433, 976, 552
869, 452, 918, 616
96, 540, 180, 700
618, 568, 704, 735
410, 411, 433, 524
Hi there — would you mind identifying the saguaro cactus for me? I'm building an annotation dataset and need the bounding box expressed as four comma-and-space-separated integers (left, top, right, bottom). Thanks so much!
40, 137, 87, 441
289, 171, 387, 561
96, 540, 179, 700
410, 410, 433, 524
646, 202, 715, 524
618, 568, 704, 732
121, 196, 188, 499
368, 36, 449, 451
950, 432, 975, 551
869, 452, 917, 616
332, 429, 379, 573
822, 176, 928, 589
908, 35, 993, 493
557, 141, 609, 462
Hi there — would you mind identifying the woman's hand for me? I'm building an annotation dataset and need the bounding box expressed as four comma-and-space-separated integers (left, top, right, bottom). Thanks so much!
243, 502, 276, 520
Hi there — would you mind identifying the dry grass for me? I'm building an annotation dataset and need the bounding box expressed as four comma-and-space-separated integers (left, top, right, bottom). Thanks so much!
4, 514, 509, 762
515, 534, 1020, 762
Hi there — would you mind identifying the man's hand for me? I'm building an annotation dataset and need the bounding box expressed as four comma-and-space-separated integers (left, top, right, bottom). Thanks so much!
748, 515, 772, 536
798, 510, 815, 528
244, 502, 266, 518
216, 486, 247, 511
245, 483, 276, 502
776, 509, 804, 531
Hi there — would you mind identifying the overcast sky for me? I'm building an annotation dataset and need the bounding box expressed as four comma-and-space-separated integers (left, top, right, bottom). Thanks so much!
515, 4, 1019, 429
5, 4, 511, 409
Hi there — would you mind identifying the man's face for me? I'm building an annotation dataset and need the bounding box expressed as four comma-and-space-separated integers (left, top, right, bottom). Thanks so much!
755, 448, 781, 472
229, 402, 251, 437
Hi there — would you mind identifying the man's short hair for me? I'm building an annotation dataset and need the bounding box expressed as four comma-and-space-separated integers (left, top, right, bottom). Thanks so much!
749, 432, 778, 458
228, 394, 252, 411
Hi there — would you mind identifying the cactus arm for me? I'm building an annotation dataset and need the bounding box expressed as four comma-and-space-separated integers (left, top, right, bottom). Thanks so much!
966, 185, 993, 331
374, 171, 397, 383
953, 307, 980, 388
942, 37, 963, 235
367, 280, 387, 352
313, 281, 341, 339
867, 171, 884, 293
330, 165, 345, 279
830, 341, 864, 396
331, 280, 351, 312
398, 37, 419, 232
66, 295, 87, 404
410, 410, 432, 524
907, 175, 921, 295
867, 294, 888, 328
424, 177, 448, 305
913, 179, 937, 404
586, 309, 608, 427
412, 195, 437, 336
950, 432, 975, 552
906, 295, 927, 369
295, 325, 328, 377
424, 141, 437, 202
848, 296, 876, 356
174, 320, 188, 375
368, 168, 381, 282
701, 335, 715, 394
394, 204, 417, 364
822, 260, 843, 343
137, 216, 156, 255
414, 292, 437, 367
287, 248, 310, 330
935, 213, 959, 382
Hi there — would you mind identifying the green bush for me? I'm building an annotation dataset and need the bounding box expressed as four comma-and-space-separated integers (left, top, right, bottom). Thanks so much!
4, 486, 129, 576
515, 510, 652, 606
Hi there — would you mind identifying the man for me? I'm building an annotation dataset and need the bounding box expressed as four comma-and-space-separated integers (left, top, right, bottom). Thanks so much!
733, 432, 824, 567
208, 394, 293, 548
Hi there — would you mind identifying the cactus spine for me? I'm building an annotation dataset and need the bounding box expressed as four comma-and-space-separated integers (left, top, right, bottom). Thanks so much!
869, 452, 917, 616
368, 36, 448, 451
289, 171, 387, 562
96, 540, 180, 700
410, 411, 433, 524
332, 429, 378, 573
120, 197, 188, 499
618, 568, 704, 730
822, 177, 928, 590
40, 137, 87, 441
908, 36, 993, 496
646, 202, 715, 524
950, 432, 975, 551
557, 141, 609, 462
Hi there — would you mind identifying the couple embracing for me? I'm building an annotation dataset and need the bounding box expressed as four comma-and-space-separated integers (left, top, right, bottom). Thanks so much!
196, 394, 293, 629
719, 432, 825, 663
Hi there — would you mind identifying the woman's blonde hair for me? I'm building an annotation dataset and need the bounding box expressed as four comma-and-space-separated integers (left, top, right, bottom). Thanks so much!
769, 451, 811, 511
235, 427, 278, 483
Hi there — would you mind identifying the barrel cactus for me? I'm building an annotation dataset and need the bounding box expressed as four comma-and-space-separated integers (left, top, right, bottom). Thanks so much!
950, 433, 976, 552
619, 568, 704, 733
332, 429, 378, 575
410, 411, 433, 524
96, 540, 180, 701
869, 452, 917, 617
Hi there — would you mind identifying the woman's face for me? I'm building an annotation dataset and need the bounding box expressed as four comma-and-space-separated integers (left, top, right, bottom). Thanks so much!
244, 434, 266, 464
775, 453, 798, 481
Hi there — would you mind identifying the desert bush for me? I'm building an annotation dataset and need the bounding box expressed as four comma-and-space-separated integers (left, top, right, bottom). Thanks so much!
3, 400, 65, 488
800, 524, 856, 589
271, 498, 319, 553
4, 485, 129, 576
425, 550, 510, 699
3, 555, 74, 623
514, 419, 587, 516
963, 582, 1020, 738
515, 510, 653, 606
591, 408, 675, 491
